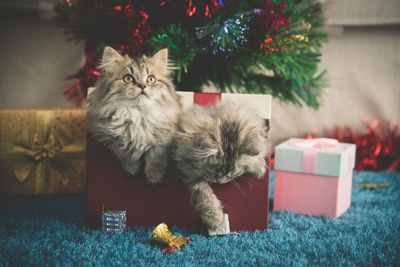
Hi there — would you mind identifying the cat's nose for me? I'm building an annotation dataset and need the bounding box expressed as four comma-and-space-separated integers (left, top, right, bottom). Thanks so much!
137, 83, 146, 89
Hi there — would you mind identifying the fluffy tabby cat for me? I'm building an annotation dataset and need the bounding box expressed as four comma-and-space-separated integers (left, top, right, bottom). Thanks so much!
173, 100, 269, 229
87, 47, 182, 184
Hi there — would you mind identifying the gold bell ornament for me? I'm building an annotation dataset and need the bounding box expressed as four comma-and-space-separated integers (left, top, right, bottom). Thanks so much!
150, 223, 193, 253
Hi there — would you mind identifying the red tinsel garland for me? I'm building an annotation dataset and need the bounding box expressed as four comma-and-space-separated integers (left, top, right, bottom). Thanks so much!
64, 42, 99, 106
256, 0, 290, 34
62, 2, 151, 106
316, 119, 400, 171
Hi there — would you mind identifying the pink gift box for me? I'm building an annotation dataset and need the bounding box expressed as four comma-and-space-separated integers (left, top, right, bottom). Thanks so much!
273, 138, 356, 218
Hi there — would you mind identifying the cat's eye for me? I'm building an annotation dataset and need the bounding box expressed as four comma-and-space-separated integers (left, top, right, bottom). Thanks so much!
123, 74, 134, 83
146, 75, 156, 85
240, 144, 259, 156
245, 147, 260, 156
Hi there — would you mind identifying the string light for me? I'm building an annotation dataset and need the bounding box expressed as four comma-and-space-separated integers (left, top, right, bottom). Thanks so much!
65, 0, 73, 7
196, 13, 251, 57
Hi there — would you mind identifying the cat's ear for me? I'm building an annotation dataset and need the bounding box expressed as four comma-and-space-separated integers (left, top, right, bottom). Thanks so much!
100, 46, 123, 71
151, 48, 168, 67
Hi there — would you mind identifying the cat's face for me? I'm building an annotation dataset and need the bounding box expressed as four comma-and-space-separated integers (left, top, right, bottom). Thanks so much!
93, 47, 177, 111
189, 119, 267, 184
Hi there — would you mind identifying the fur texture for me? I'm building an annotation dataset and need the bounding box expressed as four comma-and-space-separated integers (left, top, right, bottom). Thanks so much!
87, 47, 182, 184
173, 100, 269, 229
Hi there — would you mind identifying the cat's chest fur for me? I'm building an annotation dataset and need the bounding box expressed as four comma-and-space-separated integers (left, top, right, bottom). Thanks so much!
108, 105, 173, 151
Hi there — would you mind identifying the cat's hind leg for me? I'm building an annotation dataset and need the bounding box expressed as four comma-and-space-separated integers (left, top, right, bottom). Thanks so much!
144, 145, 169, 184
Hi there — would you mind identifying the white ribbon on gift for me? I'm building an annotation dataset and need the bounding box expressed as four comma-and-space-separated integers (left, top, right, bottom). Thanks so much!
288, 138, 344, 174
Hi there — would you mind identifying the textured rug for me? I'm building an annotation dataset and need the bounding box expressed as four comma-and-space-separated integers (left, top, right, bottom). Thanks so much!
0, 171, 399, 266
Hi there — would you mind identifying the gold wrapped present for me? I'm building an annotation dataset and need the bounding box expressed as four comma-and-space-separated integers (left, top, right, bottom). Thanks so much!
0, 108, 86, 195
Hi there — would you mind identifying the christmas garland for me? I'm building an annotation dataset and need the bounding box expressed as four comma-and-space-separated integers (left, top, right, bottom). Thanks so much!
55, 0, 327, 107
316, 119, 400, 171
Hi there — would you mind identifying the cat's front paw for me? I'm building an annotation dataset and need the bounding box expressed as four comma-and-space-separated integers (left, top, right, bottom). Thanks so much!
201, 208, 224, 230
248, 160, 267, 178
255, 165, 267, 178
145, 167, 165, 185
121, 160, 141, 177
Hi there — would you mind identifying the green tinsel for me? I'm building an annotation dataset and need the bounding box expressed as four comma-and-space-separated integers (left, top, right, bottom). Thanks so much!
151, 24, 199, 82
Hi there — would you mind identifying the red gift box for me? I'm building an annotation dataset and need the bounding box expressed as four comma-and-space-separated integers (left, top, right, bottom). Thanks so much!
86, 92, 271, 232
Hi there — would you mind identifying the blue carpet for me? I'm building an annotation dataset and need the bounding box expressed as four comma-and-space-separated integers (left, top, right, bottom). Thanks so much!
0, 171, 399, 266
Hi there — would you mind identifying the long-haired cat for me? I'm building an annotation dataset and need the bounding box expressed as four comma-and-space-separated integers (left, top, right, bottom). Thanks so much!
88, 47, 182, 184
172, 100, 269, 229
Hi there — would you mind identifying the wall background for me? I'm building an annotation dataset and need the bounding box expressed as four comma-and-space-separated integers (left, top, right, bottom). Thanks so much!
0, 0, 399, 148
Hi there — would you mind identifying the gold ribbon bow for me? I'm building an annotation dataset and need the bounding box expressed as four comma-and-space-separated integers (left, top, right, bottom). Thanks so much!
5, 111, 85, 194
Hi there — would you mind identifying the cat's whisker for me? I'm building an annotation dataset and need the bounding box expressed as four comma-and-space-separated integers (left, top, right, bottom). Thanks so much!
237, 175, 256, 191
231, 179, 243, 189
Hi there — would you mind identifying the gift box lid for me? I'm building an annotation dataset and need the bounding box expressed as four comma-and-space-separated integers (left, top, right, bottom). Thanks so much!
177, 91, 272, 120
274, 138, 356, 177
87, 88, 272, 120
